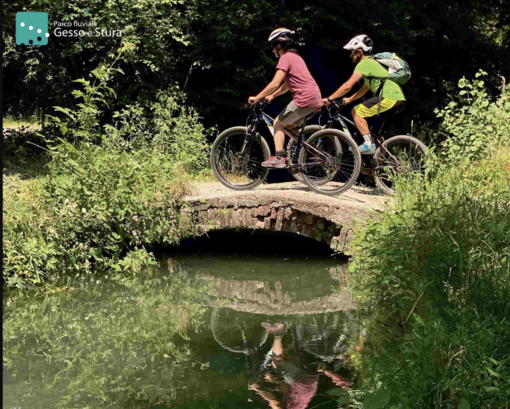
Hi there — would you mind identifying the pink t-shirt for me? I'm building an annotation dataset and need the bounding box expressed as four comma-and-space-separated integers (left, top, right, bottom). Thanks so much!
276, 53, 323, 109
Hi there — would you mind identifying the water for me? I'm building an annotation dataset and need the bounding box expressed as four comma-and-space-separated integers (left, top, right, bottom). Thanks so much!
3, 246, 359, 409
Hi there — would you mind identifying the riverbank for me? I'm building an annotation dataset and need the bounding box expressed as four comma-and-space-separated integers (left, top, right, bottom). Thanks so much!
347, 77, 510, 407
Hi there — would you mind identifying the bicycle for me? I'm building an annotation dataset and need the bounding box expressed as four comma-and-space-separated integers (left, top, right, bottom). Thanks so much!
297, 100, 428, 195
210, 100, 361, 195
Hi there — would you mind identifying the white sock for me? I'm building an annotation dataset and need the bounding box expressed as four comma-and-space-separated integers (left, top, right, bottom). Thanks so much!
362, 133, 373, 144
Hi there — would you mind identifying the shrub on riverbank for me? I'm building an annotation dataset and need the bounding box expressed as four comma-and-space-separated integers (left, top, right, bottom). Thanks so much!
348, 76, 510, 407
3, 50, 210, 289
3, 144, 198, 289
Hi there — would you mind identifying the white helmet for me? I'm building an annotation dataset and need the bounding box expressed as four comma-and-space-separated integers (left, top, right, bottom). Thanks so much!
343, 34, 373, 53
268, 28, 296, 44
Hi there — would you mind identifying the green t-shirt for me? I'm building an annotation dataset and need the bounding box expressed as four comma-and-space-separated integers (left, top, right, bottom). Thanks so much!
354, 58, 406, 101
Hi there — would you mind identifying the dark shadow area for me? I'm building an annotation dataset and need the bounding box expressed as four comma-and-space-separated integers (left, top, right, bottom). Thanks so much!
158, 228, 347, 260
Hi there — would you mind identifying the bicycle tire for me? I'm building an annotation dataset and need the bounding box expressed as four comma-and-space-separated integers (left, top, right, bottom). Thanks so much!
373, 135, 428, 195
299, 129, 361, 196
286, 125, 324, 183
210, 126, 271, 191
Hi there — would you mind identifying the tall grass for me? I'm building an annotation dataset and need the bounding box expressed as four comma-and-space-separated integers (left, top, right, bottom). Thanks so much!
348, 74, 510, 408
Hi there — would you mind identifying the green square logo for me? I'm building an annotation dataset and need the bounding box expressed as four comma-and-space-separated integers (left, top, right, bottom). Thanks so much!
16, 12, 49, 46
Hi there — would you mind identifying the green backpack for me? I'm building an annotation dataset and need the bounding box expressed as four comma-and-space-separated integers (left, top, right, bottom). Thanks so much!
369, 52, 411, 85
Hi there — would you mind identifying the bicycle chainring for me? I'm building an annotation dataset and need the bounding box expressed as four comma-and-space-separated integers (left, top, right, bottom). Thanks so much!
287, 164, 301, 175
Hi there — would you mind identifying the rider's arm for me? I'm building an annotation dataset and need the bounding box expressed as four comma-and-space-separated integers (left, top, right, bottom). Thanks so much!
346, 82, 370, 103
327, 72, 363, 101
269, 82, 289, 99
253, 70, 286, 101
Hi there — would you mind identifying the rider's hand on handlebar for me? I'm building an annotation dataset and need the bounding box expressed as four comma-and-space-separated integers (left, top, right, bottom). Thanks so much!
322, 97, 331, 107
265, 94, 275, 103
342, 97, 352, 105
248, 96, 259, 105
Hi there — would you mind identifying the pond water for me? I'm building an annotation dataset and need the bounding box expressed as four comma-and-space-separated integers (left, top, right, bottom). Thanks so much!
3, 232, 359, 409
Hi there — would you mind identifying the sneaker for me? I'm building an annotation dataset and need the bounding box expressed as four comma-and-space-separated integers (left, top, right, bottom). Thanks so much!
261, 156, 287, 168
358, 143, 376, 155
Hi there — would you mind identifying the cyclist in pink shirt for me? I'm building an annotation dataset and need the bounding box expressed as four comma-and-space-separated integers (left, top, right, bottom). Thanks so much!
248, 28, 323, 168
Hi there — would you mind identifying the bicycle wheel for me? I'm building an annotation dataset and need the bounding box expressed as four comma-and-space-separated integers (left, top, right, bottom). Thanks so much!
210, 126, 271, 190
287, 125, 324, 183
211, 307, 269, 354
299, 129, 361, 196
373, 135, 428, 195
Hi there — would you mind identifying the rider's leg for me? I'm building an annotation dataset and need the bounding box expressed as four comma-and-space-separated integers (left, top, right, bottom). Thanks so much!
273, 119, 298, 157
262, 101, 315, 168
352, 98, 398, 155
352, 108, 370, 136
273, 117, 290, 155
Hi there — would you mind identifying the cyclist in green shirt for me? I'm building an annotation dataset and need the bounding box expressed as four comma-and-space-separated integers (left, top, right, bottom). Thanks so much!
322, 35, 406, 154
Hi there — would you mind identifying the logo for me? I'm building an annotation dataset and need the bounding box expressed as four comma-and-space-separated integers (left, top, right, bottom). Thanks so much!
16, 12, 49, 46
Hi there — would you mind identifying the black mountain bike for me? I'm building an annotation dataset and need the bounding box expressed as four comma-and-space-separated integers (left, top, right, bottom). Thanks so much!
309, 100, 428, 195
210, 100, 361, 196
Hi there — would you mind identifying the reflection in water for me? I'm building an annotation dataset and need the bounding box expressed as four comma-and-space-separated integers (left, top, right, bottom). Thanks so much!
3, 253, 359, 409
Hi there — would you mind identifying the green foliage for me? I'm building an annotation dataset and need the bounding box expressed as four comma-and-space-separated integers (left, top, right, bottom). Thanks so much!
103, 90, 210, 174
2, 126, 49, 175
44, 45, 210, 174
4, 0, 509, 128
435, 71, 510, 159
348, 76, 510, 407
3, 272, 208, 408
3, 48, 210, 289
3, 141, 195, 288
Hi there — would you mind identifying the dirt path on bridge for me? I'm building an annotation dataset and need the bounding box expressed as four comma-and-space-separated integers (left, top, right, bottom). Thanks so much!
186, 181, 390, 214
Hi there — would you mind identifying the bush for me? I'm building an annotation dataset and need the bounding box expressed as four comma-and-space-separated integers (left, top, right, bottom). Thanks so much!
436, 71, 510, 160
3, 49, 210, 289
103, 91, 210, 175
3, 142, 196, 288
348, 74, 510, 408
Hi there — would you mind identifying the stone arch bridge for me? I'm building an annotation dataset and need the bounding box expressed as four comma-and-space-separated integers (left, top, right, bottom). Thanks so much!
183, 182, 385, 253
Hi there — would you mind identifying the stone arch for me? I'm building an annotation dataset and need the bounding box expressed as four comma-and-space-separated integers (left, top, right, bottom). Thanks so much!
182, 202, 354, 253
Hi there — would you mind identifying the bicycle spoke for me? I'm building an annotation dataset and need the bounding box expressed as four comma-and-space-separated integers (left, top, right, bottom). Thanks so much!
375, 137, 427, 194
300, 131, 361, 195
213, 131, 268, 187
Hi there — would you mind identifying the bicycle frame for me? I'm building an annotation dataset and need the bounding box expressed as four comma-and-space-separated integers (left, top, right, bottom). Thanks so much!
322, 103, 391, 150
246, 103, 334, 170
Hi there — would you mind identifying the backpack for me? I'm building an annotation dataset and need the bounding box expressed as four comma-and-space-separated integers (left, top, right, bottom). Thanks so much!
369, 52, 411, 85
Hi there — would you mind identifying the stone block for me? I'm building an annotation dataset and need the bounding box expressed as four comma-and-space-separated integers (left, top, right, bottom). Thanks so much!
238, 209, 247, 227
282, 218, 292, 232
257, 205, 271, 217
276, 209, 284, 230
330, 236, 341, 251
283, 208, 292, 220
248, 214, 259, 228
264, 217, 272, 229
231, 209, 240, 227
270, 208, 277, 219
219, 210, 229, 226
